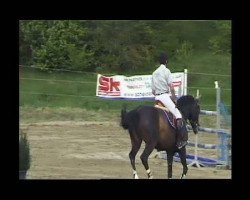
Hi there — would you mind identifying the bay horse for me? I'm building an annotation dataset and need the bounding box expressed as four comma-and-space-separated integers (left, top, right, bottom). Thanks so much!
120, 95, 200, 179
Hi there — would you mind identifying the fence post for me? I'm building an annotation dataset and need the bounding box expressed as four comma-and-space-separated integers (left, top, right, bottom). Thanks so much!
184, 69, 188, 95
218, 131, 229, 165
214, 81, 221, 130
215, 81, 231, 167
215, 81, 221, 162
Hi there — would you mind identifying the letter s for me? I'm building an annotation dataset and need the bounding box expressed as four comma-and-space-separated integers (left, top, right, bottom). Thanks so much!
99, 76, 109, 91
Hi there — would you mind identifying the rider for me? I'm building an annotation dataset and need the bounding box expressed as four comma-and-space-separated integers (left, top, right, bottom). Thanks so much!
151, 52, 188, 149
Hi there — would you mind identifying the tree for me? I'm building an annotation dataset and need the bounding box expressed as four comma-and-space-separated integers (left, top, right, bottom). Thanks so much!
20, 20, 94, 71
175, 41, 194, 62
85, 20, 155, 73
209, 21, 231, 54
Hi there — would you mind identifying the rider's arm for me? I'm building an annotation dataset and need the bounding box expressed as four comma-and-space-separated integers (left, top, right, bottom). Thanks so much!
151, 76, 156, 95
166, 70, 176, 104
169, 84, 177, 104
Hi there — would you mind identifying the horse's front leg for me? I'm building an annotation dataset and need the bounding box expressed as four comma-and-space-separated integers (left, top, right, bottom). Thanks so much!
178, 147, 188, 179
166, 150, 174, 179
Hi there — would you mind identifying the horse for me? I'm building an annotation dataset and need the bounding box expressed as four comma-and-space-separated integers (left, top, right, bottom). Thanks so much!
120, 95, 200, 179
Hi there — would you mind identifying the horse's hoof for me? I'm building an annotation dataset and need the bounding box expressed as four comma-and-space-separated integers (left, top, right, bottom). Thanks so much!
148, 175, 153, 179
180, 174, 186, 179
134, 174, 139, 179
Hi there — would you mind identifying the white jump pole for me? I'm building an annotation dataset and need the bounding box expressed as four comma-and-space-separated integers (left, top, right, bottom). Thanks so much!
184, 69, 188, 95
214, 81, 221, 130
188, 89, 205, 168
188, 134, 205, 168
215, 81, 221, 160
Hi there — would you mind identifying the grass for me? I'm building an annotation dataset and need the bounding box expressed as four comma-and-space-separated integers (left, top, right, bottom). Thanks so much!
20, 107, 120, 123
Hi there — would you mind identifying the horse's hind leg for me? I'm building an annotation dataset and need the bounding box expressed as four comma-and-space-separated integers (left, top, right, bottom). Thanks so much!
166, 150, 174, 179
140, 143, 156, 179
178, 147, 188, 179
129, 133, 142, 179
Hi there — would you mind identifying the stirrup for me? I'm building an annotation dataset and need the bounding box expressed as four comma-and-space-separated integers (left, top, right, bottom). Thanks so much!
177, 141, 187, 149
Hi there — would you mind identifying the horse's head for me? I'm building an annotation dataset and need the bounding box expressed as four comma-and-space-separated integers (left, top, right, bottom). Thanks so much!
189, 98, 200, 134
177, 95, 200, 134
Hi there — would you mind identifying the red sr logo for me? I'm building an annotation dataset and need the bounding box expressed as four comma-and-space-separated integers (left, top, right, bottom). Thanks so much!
99, 76, 120, 92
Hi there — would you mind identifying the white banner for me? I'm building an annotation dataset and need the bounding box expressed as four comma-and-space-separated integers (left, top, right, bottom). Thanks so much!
96, 71, 186, 100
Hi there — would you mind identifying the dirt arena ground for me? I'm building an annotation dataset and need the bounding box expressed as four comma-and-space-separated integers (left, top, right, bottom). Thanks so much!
20, 121, 231, 179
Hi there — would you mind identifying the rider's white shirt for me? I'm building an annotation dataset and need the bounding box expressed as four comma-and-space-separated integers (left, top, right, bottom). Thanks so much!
151, 64, 173, 95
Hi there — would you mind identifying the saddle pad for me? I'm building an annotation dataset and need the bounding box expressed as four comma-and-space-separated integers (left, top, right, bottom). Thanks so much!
154, 105, 176, 129
163, 110, 176, 129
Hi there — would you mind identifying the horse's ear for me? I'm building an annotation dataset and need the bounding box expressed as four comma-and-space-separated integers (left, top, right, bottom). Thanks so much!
122, 104, 127, 111
195, 95, 201, 103
121, 104, 128, 116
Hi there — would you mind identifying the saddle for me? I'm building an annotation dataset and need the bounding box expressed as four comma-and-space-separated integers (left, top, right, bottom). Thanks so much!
154, 100, 177, 129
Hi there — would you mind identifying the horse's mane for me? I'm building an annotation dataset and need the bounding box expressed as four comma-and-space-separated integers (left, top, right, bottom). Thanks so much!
177, 95, 197, 107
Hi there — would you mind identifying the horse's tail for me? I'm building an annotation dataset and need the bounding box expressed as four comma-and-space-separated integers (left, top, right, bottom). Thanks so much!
121, 105, 140, 132
121, 105, 129, 130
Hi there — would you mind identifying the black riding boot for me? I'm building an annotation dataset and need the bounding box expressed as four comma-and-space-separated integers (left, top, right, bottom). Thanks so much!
176, 119, 188, 149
